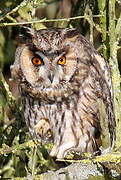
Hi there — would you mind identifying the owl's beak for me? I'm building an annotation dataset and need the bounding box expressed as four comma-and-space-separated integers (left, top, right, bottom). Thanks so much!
48, 72, 54, 83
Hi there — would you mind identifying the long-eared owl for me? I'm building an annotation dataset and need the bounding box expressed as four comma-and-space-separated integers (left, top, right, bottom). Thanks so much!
11, 27, 115, 159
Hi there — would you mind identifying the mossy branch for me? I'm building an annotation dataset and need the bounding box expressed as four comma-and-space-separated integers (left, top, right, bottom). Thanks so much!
108, 0, 121, 149
57, 151, 121, 165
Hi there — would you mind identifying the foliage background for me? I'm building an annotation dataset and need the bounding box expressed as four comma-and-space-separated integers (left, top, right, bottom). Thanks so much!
0, 0, 121, 179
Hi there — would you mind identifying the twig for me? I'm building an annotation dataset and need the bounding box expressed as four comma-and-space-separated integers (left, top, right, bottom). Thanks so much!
0, 72, 15, 106
0, 14, 103, 27
117, 46, 121, 50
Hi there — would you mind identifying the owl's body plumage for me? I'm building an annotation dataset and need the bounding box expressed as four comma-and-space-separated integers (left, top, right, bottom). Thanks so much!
11, 28, 115, 158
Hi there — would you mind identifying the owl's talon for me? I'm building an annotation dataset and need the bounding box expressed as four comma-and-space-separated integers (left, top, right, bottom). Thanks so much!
34, 119, 51, 136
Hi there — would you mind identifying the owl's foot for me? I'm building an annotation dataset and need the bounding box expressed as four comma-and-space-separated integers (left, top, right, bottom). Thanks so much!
34, 118, 52, 138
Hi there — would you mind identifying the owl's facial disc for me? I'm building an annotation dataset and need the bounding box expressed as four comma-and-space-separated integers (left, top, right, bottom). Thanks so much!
32, 50, 77, 89
20, 46, 77, 90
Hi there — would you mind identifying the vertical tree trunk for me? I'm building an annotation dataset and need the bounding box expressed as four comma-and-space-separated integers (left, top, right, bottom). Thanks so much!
108, 0, 121, 148
98, 0, 121, 149
97, 0, 109, 60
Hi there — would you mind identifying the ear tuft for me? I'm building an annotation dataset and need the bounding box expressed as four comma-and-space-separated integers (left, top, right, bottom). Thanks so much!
18, 26, 35, 44
63, 28, 79, 39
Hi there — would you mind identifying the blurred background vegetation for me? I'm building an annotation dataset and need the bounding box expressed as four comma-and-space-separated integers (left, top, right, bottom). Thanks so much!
0, 0, 121, 179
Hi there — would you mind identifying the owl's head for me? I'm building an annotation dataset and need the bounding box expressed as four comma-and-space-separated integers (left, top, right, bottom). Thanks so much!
11, 27, 91, 100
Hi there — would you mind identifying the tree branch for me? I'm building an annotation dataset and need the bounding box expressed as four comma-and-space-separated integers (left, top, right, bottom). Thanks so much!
0, 14, 103, 27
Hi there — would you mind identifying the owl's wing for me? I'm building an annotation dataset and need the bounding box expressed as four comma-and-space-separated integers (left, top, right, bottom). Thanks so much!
91, 52, 115, 148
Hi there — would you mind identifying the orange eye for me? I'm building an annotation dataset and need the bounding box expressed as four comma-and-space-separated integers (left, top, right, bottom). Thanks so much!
31, 57, 43, 66
58, 56, 66, 65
